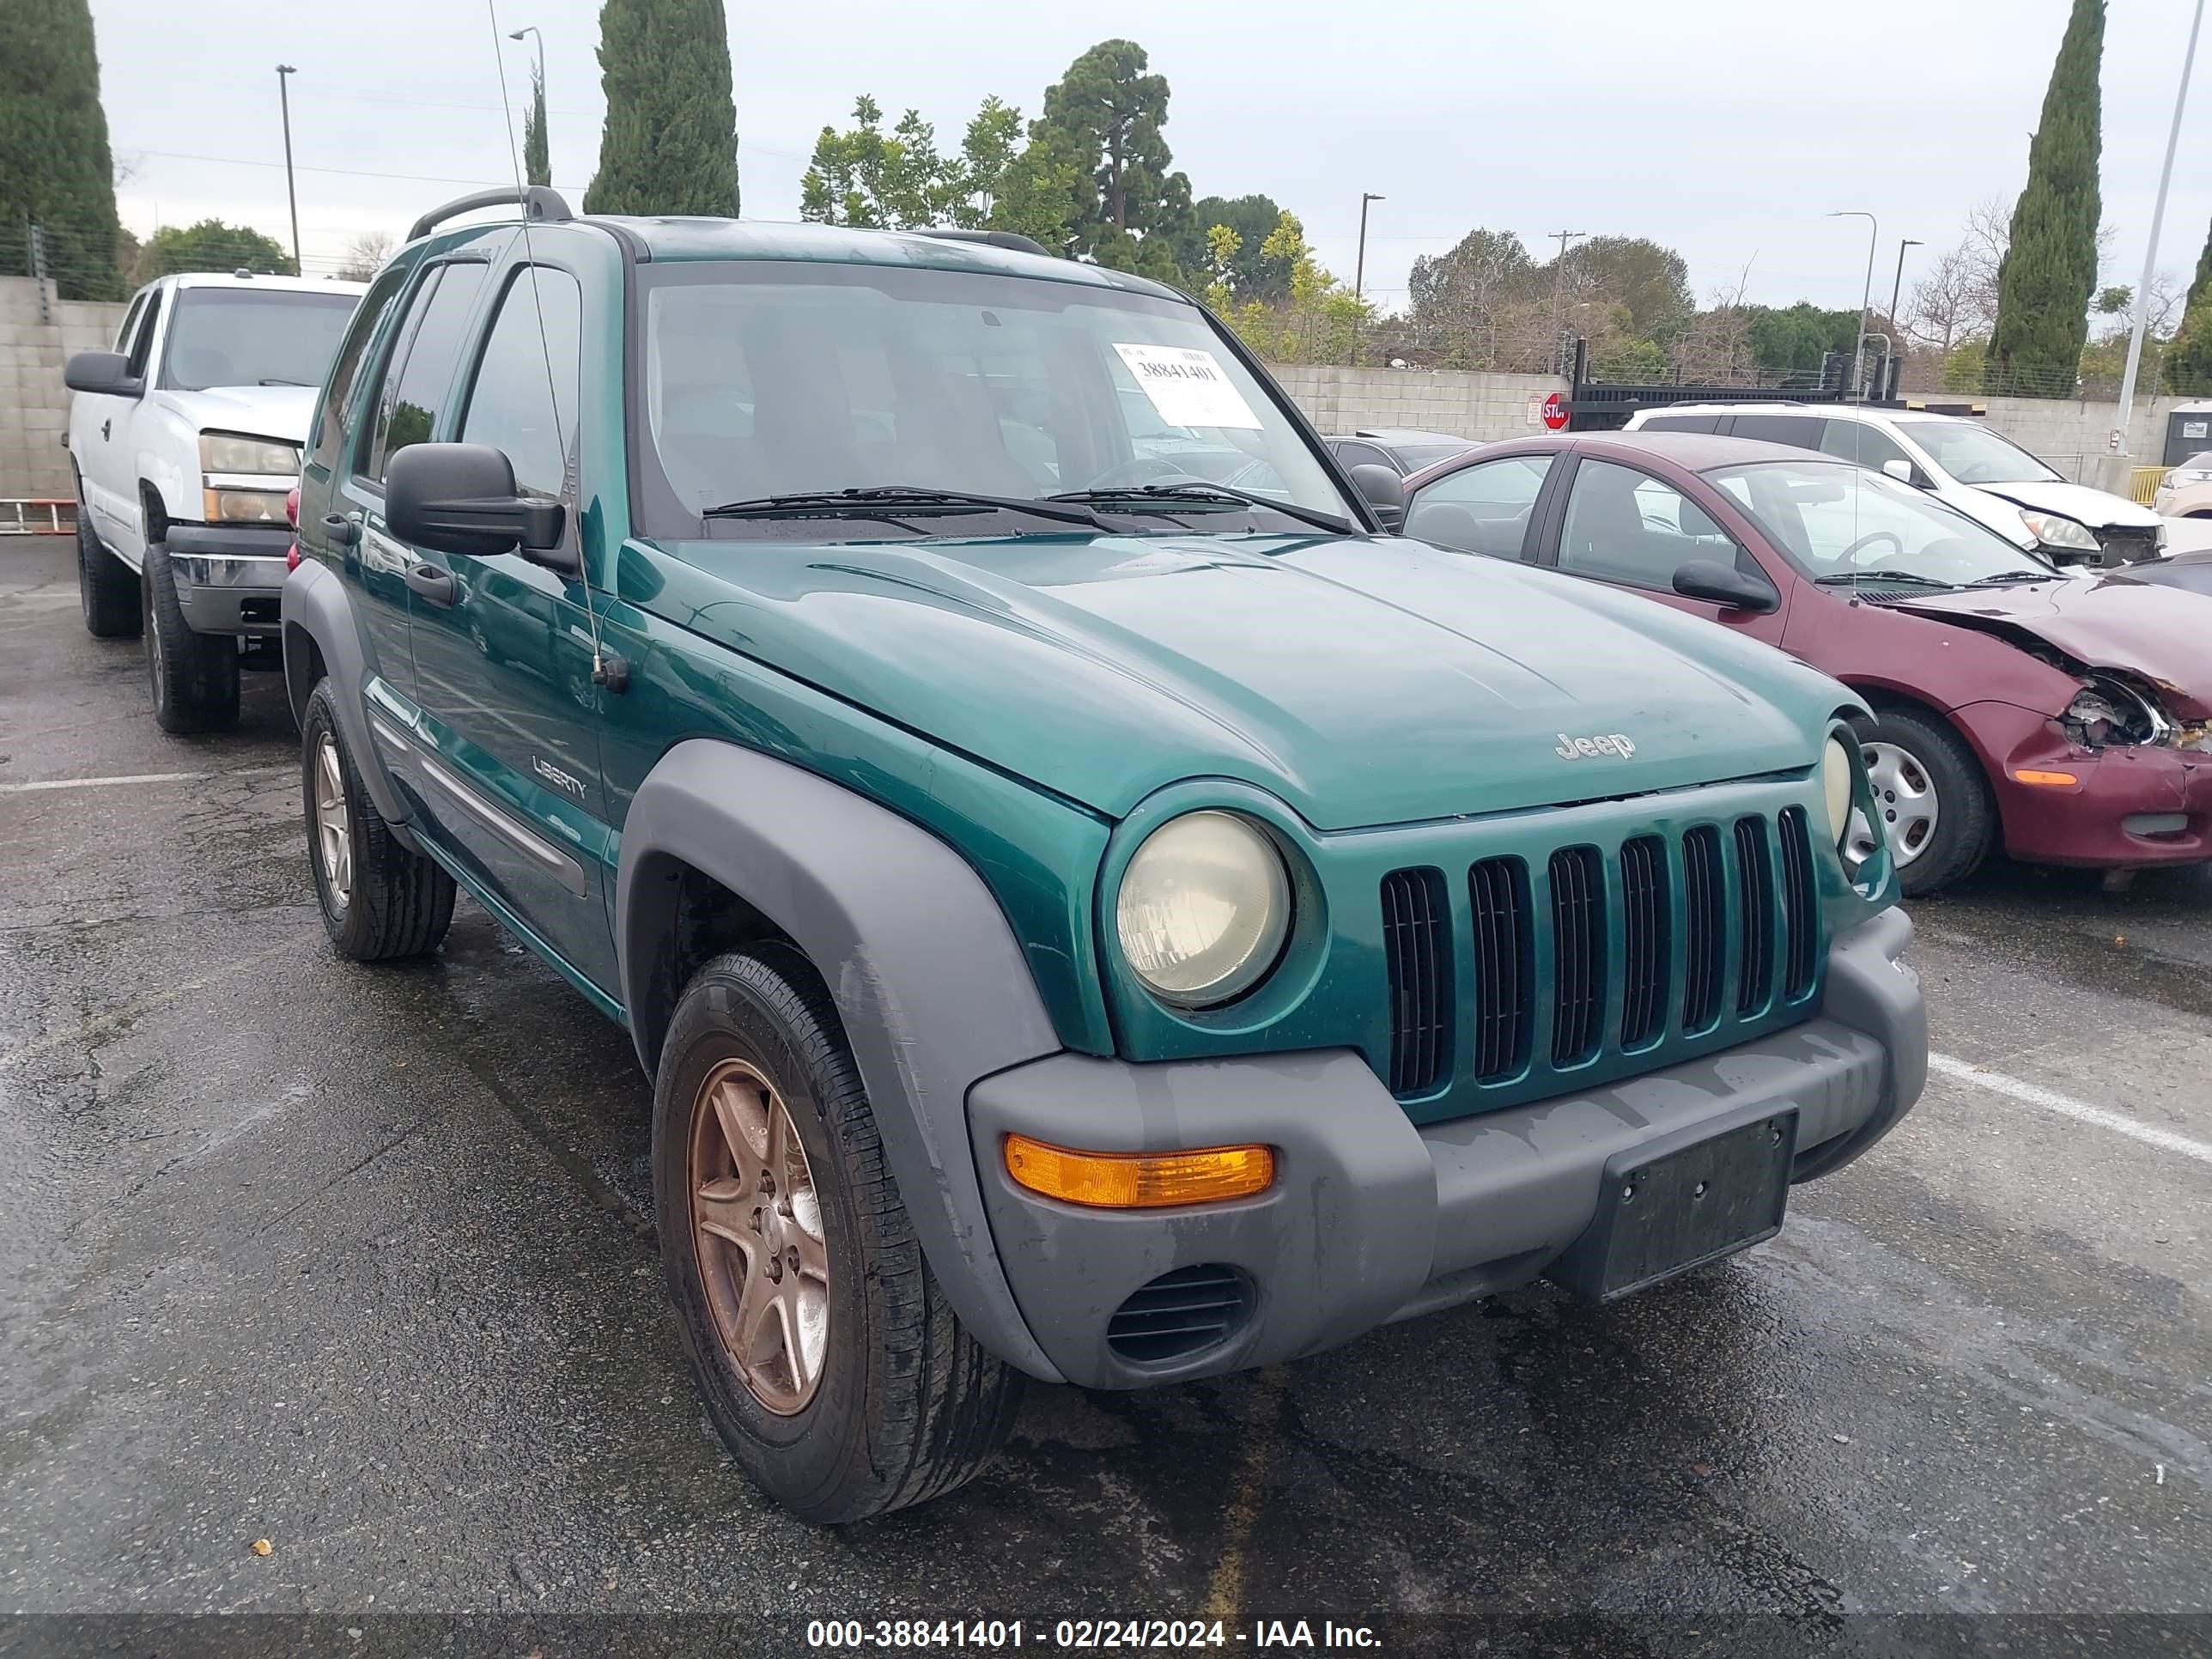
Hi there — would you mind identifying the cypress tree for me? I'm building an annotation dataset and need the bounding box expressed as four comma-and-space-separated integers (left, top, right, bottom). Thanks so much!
0, 0, 125, 301
2164, 218, 2212, 394
1987, 0, 2104, 396
523, 65, 550, 189
583, 0, 739, 217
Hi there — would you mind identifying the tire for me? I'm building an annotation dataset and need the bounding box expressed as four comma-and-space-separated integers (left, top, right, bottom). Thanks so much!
301, 678, 456, 961
654, 946, 1024, 1523
75, 493, 142, 639
1850, 705, 1995, 896
142, 542, 239, 733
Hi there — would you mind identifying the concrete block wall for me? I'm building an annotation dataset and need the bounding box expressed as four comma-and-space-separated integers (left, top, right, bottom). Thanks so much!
0, 277, 129, 503
1269, 365, 1571, 442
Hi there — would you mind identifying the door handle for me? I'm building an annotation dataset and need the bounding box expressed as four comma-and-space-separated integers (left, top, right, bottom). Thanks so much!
404, 564, 458, 606
322, 513, 362, 548
100, 418, 111, 441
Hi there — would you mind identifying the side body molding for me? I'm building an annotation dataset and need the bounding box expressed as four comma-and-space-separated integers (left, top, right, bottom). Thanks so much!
282, 557, 414, 830
615, 738, 1068, 1382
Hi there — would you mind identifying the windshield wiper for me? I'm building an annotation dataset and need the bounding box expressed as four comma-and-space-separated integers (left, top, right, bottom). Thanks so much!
703, 485, 1109, 529
1964, 570, 2059, 586
1049, 483, 1352, 536
1814, 570, 1958, 590
258, 376, 314, 386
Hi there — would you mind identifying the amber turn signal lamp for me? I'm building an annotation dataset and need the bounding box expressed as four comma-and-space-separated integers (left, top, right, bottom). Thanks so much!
2013, 769, 2079, 787
1002, 1134, 1275, 1209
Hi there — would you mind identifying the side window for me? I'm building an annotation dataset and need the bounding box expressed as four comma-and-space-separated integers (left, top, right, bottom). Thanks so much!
112, 291, 147, 352
1729, 414, 1823, 449
1818, 419, 1912, 475
1402, 454, 1555, 559
1334, 441, 1389, 471
362, 262, 488, 485
459, 267, 583, 500
124, 289, 162, 378
1558, 459, 1738, 589
1639, 413, 1721, 434
307, 264, 410, 475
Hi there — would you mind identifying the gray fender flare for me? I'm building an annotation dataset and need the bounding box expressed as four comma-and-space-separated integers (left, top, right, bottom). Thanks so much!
280, 558, 414, 829
615, 738, 1068, 1382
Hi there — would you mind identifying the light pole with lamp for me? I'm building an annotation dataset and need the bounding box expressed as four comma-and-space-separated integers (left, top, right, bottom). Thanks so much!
2108, 0, 2204, 489
1353, 192, 1384, 302
275, 64, 301, 276
1886, 238, 1923, 333
507, 26, 547, 183
1827, 210, 1878, 398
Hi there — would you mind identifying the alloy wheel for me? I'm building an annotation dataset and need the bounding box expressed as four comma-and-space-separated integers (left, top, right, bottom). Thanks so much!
1852, 740, 1939, 870
689, 1057, 830, 1415
313, 732, 353, 907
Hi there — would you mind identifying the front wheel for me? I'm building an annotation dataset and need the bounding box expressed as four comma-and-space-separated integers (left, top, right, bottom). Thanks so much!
1845, 706, 1995, 896
300, 679, 456, 960
653, 947, 1023, 1523
142, 543, 238, 733
76, 498, 141, 639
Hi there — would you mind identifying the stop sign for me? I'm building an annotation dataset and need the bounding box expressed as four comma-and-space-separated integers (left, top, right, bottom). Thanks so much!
1541, 392, 1569, 432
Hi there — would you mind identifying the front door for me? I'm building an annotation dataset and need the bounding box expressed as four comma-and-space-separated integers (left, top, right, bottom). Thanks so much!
402, 262, 618, 993
1545, 457, 1790, 647
80, 288, 162, 559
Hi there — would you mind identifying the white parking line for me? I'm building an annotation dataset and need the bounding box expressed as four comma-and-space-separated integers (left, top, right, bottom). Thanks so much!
0, 765, 289, 794
1929, 1052, 2212, 1167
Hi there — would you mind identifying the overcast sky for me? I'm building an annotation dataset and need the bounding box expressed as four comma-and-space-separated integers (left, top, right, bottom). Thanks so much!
89, 0, 2210, 318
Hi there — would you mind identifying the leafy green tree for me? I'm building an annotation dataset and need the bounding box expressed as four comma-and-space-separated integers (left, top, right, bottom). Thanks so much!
1553, 236, 1692, 337
1168, 195, 1289, 302
799, 96, 953, 228
949, 96, 1024, 229
988, 123, 1085, 254
1033, 40, 1192, 277
584, 0, 739, 217
1988, 0, 2103, 395
1218, 212, 1369, 365
135, 220, 294, 280
2165, 218, 2212, 392
1742, 302, 1860, 374
0, 0, 125, 300
523, 64, 551, 188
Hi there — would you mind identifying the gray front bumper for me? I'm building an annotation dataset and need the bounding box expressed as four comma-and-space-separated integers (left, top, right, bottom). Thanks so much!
969, 907, 1923, 1389
165, 524, 291, 636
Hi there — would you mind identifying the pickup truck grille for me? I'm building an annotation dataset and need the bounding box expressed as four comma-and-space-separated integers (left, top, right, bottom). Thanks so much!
1381, 808, 1820, 1104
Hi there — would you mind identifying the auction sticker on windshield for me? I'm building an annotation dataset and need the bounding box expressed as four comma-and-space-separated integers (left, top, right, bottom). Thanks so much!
1114, 343, 1261, 429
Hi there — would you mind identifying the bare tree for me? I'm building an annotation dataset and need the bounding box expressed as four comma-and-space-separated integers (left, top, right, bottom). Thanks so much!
334, 231, 395, 283
1669, 259, 1759, 383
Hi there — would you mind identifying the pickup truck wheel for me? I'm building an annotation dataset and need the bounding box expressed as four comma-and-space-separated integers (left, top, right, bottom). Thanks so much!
142, 543, 239, 733
1847, 707, 1994, 896
76, 505, 141, 639
654, 947, 1024, 1522
300, 679, 456, 960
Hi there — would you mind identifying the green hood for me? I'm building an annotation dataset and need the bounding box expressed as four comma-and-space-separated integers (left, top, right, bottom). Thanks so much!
635, 532, 1842, 831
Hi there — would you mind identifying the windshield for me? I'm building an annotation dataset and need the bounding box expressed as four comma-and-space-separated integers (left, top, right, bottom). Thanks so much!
160, 288, 359, 392
1895, 417, 2062, 485
635, 262, 1350, 537
1706, 459, 2060, 587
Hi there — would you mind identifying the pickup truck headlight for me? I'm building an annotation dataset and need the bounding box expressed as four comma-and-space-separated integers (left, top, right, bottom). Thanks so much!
2016, 509, 2099, 554
1821, 738, 1855, 849
199, 433, 301, 476
1115, 811, 1291, 1007
202, 488, 293, 525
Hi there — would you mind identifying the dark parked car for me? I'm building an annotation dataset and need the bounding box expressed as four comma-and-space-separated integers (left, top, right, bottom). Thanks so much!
1324, 428, 1481, 476
1401, 431, 2212, 894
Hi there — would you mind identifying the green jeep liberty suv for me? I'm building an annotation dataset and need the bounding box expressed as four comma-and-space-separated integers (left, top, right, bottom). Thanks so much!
283, 187, 1925, 1522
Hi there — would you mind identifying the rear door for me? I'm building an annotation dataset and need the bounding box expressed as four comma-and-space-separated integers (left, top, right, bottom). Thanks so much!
1539, 456, 1789, 647
403, 259, 617, 991
331, 258, 490, 700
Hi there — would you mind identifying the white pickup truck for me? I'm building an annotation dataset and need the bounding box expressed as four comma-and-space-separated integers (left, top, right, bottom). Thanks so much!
66, 271, 366, 732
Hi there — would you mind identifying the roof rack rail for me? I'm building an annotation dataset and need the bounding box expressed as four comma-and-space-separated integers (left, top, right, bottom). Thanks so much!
910, 228, 1052, 258
409, 185, 573, 244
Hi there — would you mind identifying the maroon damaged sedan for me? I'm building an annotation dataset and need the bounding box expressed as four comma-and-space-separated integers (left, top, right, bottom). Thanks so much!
1398, 431, 2212, 894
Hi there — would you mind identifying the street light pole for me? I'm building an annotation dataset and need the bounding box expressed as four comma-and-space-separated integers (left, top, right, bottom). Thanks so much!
1887, 239, 1923, 331
1353, 191, 1384, 303
275, 64, 300, 276
507, 25, 546, 178
1828, 210, 1878, 398
2111, 0, 2205, 472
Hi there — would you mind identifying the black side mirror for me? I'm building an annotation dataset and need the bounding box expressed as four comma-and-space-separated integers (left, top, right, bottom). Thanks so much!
1673, 558, 1779, 613
64, 349, 142, 397
1349, 462, 1407, 532
386, 442, 569, 568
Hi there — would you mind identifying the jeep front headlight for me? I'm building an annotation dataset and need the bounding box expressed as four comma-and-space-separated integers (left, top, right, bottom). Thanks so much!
1116, 811, 1290, 1008
1821, 738, 1855, 849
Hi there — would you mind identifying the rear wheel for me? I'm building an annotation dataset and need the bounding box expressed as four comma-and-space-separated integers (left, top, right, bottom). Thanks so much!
301, 679, 455, 960
654, 947, 1023, 1522
142, 542, 239, 733
1845, 706, 1994, 896
75, 495, 141, 639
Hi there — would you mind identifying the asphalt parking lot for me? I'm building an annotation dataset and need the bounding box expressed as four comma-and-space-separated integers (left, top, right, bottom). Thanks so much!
2, 538, 2208, 1658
